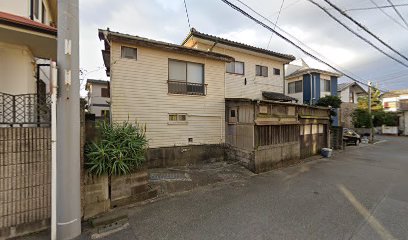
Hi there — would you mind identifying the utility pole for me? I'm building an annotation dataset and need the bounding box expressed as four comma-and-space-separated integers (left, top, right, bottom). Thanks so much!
56, 0, 81, 239
368, 81, 374, 142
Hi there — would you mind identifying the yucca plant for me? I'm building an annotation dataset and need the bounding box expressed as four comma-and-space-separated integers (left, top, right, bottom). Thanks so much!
85, 121, 148, 199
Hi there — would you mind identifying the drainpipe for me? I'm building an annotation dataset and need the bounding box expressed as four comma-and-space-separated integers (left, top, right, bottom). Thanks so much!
309, 73, 313, 105
50, 61, 57, 240
283, 64, 286, 95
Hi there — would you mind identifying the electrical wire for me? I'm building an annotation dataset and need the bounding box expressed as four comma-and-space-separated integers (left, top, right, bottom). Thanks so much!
235, 0, 371, 85
183, 0, 191, 29
386, 0, 408, 28
343, 3, 408, 12
219, 0, 388, 92
266, 0, 285, 49
368, 0, 408, 31
306, 0, 408, 69
323, 0, 408, 63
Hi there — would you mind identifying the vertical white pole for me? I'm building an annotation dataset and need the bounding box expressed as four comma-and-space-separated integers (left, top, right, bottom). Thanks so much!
50, 61, 57, 240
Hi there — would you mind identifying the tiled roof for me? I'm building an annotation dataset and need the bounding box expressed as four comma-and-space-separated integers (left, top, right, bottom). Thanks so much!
182, 28, 296, 61
99, 29, 235, 63
262, 91, 298, 102
0, 11, 57, 35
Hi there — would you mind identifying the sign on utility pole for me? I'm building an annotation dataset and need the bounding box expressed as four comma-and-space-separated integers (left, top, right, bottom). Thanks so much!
56, 0, 81, 239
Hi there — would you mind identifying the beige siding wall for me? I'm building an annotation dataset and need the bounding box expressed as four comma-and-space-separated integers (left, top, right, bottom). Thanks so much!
193, 42, 285, 99
110, 42, 225, 148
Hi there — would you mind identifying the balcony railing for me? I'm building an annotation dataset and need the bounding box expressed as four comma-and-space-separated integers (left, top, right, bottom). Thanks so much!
0, 92, 51, 127
168, 81, 207, 96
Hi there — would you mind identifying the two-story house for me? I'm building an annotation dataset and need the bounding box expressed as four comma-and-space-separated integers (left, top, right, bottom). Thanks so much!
337, 82, 367, 128
285, 59, 341, 104
382, 89, 408, 135
85, 79, 110, 119
0, 0, 57, 125
182, 28, 297, 102
98, 29, 235, 166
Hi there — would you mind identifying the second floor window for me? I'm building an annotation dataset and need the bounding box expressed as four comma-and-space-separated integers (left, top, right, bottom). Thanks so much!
121, 46, 137, 60
273, 68, 281, 75
256, 65, 268, 77
33, 0, 40, 20
168, 59, 205, 95
101, 88, 110, 97
321, 79, 331, 92
288, 80, 303, 94
226, 61, 244, 75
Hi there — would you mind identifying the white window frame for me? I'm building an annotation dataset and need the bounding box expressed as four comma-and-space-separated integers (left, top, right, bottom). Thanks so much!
321, 79, 331, 92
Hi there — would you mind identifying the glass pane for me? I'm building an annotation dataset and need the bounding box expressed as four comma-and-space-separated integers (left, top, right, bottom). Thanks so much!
262, 66, 268, 77
121, 47, 137, 59
226, 62, 234, 73
256, 65, 261, 76
187, 63, 203, 84
169, 114, 177, 121
178, 114, 186, 121
169, 60, 186, 81
235, 62, 244, 74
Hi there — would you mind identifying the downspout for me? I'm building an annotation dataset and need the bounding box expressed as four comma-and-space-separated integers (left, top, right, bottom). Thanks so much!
309, 73, 313, 105
50, 61, 57, 240
283, 64, 286, 95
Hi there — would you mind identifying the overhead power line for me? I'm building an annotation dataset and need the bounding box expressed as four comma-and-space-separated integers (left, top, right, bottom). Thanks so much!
386, 0, 408, 28
183, 0, 191, 29
266, 0, 285, 49
343, 3, 408, 12
323, 0, 408, 62
219, 0, 388, 91
369, 0, 408, 31
235, 0, 370, 85
306, 0, 408, 69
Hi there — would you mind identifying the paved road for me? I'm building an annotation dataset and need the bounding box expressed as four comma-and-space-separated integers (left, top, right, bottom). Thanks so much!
25, 136, 408, 240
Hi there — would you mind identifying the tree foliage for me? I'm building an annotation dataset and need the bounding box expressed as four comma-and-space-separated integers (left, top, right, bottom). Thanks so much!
357, 87, 382, 111
315, 95, 342, 109
85, 121, 148, 176
352, 109, 399, 128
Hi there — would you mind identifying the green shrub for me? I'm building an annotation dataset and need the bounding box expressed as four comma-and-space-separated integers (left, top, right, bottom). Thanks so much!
85, 121, 148, 176
352, 109, 371, 128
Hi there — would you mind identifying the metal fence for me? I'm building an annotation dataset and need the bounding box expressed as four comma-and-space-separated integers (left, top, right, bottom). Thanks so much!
168, 81, 207, 96
0, 93, 51, 127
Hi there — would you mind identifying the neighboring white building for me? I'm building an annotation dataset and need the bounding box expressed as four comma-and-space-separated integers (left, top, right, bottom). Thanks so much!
85, 79, 110, 119
182, 28, 297, 102
0, 1, 57, 126
382, 89, 408, 135
0, 0, 57, 95
337, 82, 367, 104
337, 82, 367, 128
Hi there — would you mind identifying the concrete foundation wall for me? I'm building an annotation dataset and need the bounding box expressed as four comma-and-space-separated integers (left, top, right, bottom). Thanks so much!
82, 173, 110, 220
254, 142, 300, 173
146, 144, 225, 168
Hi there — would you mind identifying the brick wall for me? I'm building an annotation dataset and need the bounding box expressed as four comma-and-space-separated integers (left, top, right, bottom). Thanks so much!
0, 127, 51, 238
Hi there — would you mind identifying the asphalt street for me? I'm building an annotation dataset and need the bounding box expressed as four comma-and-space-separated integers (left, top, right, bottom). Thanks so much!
25, 136, 408, 240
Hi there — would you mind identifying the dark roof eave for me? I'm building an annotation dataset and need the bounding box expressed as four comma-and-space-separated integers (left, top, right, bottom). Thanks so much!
99, 29, 235, 62
183, 29, 296, 62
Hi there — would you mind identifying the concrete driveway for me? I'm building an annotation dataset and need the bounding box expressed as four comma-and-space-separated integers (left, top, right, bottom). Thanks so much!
25, 136, 408, 240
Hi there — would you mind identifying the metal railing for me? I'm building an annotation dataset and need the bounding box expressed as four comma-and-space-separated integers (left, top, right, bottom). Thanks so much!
168, 81, 207, 96
0, 92, 51, 127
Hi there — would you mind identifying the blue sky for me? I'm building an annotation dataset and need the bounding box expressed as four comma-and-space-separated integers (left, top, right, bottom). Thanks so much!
79, 0, 408, 92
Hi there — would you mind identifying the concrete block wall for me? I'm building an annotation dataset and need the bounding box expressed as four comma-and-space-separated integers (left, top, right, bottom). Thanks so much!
82, 173, 109, 220
0, 127, 51, 239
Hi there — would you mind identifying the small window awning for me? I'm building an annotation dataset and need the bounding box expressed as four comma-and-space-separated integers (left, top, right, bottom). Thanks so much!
262, 91, 298, 102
